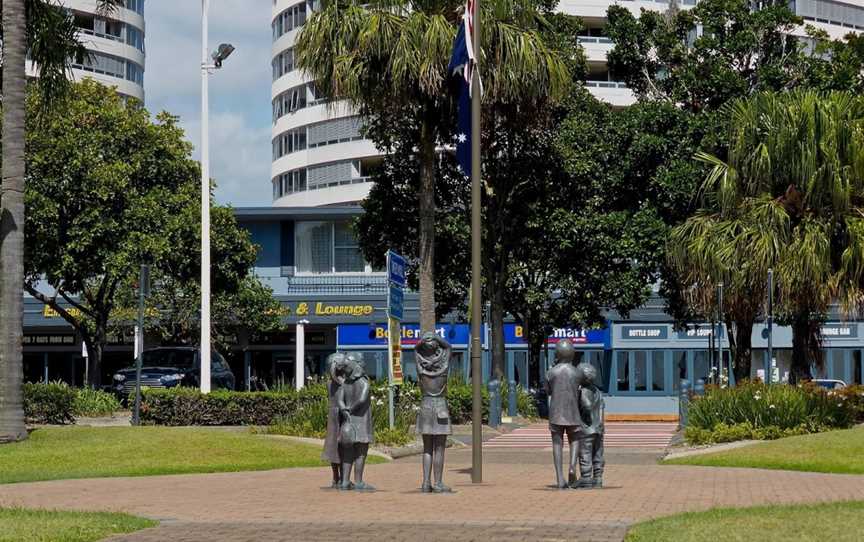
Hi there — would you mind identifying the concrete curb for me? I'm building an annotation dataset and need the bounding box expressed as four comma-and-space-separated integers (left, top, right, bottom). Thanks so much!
663, 439, 762, 461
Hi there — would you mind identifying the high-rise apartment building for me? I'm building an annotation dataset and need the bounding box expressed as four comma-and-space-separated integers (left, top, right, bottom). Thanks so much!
271, 0, 864, 206
27, 0, 146, 102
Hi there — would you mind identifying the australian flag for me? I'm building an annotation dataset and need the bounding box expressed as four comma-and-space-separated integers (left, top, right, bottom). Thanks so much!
448, 0, 477, 178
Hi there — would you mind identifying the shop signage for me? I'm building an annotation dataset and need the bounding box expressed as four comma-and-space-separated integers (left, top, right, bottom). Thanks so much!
388, 284, 404, 321
387, 250, 407, 289
23, 334, 75, 346
676, 325, 724, 340
267, 302, 376, 318
338, 323, 470, 347
622, 325, 668, 340
821, 324, 858, 338
503, 324, 609, 347
387, 317, 404, 385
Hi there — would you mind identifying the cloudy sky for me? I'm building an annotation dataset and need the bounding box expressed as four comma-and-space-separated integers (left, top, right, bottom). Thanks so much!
144, 0, 272, 207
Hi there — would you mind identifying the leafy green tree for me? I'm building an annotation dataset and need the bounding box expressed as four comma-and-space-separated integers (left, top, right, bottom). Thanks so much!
134, 207, 283, 353
1, 0, 122, 442
671, 91, 864, 382
24, 80, 282, 386
296, 0, 568, 333
606, 0, 807, 111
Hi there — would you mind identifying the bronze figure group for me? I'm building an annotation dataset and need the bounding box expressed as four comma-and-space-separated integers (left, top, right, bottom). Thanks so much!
545, 339, 606, 489
322, 352, 374, 491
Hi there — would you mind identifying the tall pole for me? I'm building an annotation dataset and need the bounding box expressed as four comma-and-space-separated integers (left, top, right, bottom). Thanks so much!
718, 283, 724, 385
133, 264, 149, 426
295, 320, 308, 391
470, 0, 483, 484
767, 268, 774, 385
200, 0, 212, 394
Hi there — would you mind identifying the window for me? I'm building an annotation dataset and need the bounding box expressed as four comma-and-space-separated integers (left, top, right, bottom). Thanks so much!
616, 351, 629, 392
127, 26, 144, 52
272, 3, 307, 41
334, 222, 364, 272
272, 128, 307, 159
673, 351, 687, 391
652, 351, 665, 392
692, 351, 710, 384
272, 84, 310, 121
294, 221, 368, 273
272, 48, 294, 80
634, 351, 647, 392
295, 222, 333, 273
125, 0, 144, 15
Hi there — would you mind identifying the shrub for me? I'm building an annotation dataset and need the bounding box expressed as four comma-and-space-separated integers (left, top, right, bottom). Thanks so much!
139, 387, 305, 426
832, 385, 864, 423
685, 381, 857, 444
23, 381, 76, 425
73, 388, 121, 417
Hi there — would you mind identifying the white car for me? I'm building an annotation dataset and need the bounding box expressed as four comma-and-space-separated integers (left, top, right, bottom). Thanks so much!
810, 379, 847, 390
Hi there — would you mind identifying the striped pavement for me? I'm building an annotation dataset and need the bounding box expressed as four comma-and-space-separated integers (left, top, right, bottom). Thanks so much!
484, 423, 678, 449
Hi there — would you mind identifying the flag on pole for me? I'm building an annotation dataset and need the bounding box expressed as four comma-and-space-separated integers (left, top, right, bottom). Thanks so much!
448, 0, 479, 178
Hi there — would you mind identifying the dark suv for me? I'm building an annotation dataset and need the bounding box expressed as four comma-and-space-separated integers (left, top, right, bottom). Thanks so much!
113, 347, 235, 398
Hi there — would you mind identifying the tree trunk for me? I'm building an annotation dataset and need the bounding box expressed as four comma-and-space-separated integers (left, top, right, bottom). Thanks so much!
417, 114, 436, 333
86, 340, 104, 390
730, 317, 754, 383
489, 279, 506, 382
0, 0, 29, 443
790, 314, 813, 384
86, 324, 108, 389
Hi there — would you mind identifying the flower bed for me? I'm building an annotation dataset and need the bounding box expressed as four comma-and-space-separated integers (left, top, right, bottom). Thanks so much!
684, 382, 861, 445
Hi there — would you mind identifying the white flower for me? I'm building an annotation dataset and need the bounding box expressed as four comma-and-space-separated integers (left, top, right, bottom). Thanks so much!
376, 399, 384, 406
769, 404, 776, 409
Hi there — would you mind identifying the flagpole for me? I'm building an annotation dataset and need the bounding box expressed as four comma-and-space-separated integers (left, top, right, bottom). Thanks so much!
470, 0, 483, 485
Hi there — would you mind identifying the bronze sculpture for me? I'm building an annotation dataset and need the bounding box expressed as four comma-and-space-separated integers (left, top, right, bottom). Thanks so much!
415, 332, 453, 493
575, 361, 605, 489
336, 355, 375, 491
322, 352, 347, 488
544, 339, 580, 489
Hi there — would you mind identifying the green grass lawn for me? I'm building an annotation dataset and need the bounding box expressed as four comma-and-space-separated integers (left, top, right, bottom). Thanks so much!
0, 426, 384, 484
626, 501, 864, 541
0, 508, 156, 542
665, 426, 864, 474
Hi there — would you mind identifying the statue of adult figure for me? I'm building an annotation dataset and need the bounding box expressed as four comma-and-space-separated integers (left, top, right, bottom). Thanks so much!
337, 355, 374, 491
322, 352, 346, 488
544, 339, 580, 489
415, 332, 453, 493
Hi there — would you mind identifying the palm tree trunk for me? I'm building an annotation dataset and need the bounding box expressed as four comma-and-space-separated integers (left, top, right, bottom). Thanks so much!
418, 114, 436, 333
790, 314, 814, 384
0, 0, 29, 443
489, 274, 506, 382
730, 317, 754, 383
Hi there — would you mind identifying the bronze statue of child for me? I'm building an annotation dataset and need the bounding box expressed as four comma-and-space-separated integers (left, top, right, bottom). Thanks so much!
415, 332, 453, 493
336, 353, 375, 491
321, 352, 347, 488
544, 339, 581, 489
575, 362, 605, 489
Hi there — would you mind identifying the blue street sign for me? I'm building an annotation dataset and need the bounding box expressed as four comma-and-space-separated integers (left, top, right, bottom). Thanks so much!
387, 250, 407, 288
388, 284, 404, 321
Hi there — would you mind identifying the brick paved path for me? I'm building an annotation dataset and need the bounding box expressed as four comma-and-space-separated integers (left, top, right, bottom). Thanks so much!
2, 447, 864, 541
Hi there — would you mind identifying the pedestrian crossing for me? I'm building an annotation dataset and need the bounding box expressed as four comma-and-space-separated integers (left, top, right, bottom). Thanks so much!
484, 423, 678, 449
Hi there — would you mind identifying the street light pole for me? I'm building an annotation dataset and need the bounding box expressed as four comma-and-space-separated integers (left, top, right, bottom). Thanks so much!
470, 0, 483, 484
767, 268, 774, 385
200, 0, 212, 394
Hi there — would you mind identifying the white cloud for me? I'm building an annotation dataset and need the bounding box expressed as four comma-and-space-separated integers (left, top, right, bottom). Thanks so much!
144, 0, 273, 207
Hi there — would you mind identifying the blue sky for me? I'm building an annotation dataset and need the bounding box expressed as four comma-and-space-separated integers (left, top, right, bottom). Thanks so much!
144, 0, 272, 207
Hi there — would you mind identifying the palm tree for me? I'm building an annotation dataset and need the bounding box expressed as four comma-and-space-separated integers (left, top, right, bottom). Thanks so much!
295, 0, 568, 332
670, 91, 864, 383
1, 0, 121, 443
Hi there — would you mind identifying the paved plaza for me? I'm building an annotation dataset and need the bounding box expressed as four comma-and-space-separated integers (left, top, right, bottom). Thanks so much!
2, 446, 864, 541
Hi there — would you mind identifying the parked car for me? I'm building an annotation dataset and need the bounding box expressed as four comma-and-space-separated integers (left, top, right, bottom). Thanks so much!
113, 347, 235, 399
810, 379, 847, 391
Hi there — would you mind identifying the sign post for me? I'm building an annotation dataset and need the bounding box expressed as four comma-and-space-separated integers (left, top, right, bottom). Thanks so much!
386, 251, 406, 429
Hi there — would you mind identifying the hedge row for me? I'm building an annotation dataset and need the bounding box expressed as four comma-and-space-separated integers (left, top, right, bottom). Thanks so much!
24, 382, 121, 425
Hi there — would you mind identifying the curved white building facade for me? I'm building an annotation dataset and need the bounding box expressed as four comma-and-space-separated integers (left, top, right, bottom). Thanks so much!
271, 0, 379, 207
27, 0, 146, 101
273, 0, 864, 206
